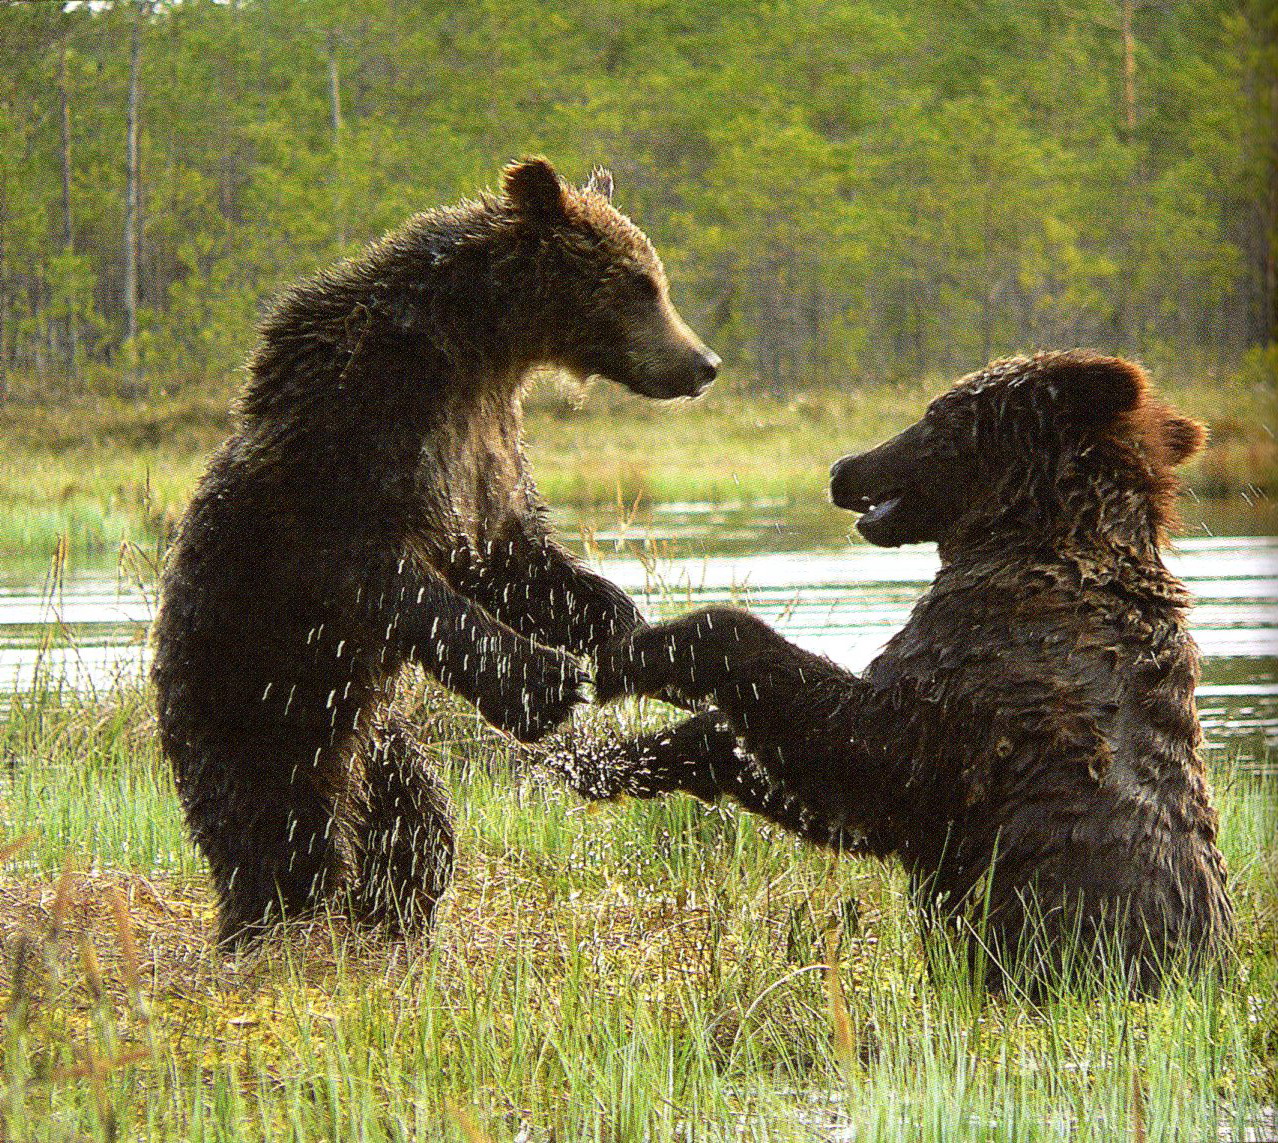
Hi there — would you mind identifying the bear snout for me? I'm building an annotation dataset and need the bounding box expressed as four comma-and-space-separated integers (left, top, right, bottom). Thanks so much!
829, 453, 873, 511
671, 348, 720, 398
637, 346, 720, 399
695, 348, 721, 386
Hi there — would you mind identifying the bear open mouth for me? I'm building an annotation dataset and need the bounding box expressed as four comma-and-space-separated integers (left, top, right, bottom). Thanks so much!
838, 491, 909, 547
856, 495, 904, 528
829, 454, 917, 545
831, 485, 902, 517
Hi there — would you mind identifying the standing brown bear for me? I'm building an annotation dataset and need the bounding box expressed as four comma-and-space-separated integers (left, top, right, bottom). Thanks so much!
152, 158, 719, 944
562, 351, 1233, 994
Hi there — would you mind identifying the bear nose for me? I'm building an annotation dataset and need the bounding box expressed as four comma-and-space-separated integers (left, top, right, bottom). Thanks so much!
829, 454, 871, 510
696, 349, 721, 383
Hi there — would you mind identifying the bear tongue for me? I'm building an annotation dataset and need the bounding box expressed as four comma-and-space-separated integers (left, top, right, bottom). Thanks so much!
858, 495, 903, 528
855, 495, 907, 546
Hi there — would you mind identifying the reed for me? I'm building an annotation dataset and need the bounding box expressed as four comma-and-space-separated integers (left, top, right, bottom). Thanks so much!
0, 665, 1273, 1141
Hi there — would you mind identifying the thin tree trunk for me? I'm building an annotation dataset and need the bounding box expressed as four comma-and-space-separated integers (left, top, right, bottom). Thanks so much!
0, 153, 8, 402
32, 267, 44, 381
123, 1, 145, 394
980, 163, 997, 364
1267, 72, 1277, 341
59, 43, 78, 376
327, 30, 346, 247
1121, 0, 1136, 139
1112, 0, 1143, 349
60, 49, 74, 253
327, 31, 343, 136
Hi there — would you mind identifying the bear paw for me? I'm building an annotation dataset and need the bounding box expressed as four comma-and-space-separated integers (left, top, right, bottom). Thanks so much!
593, 628, 666, 704
479, 646, 588, 744
538, 722, 727, 803
594, 609, 756, 705
535, 725, 633, 801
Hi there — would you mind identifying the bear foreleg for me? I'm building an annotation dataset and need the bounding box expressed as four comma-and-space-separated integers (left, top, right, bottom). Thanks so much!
465, 530, 644, 658
548, 711, 875, 852
594, 608, 908, 835
377, 560, 588, 742
596, 607, 847, 724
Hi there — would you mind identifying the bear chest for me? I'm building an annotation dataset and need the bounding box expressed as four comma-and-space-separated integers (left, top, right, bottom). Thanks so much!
409, 394, 529, 555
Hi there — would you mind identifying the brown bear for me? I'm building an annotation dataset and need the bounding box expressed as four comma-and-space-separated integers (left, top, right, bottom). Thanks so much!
558, 351, 1233, 995
151, 158, 719, 944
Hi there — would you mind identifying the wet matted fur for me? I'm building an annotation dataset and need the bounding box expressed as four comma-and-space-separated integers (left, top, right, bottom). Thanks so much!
152, 159, 718, 944
559, 351, 1233, 995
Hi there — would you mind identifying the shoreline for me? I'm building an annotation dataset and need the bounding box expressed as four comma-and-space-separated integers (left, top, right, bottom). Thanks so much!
1, 374, 1273, 557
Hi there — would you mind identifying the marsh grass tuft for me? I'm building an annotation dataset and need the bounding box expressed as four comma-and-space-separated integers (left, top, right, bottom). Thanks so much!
1, 370, 1273, 557
0, 659, 1274, 1140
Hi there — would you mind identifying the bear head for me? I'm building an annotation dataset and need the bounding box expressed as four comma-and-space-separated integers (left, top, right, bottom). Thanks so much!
828, 351, 1206, 551
502, 157, 720, 400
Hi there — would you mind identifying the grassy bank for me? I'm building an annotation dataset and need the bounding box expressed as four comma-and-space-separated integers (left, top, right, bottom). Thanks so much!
0, 674, 1274, 1140
1, 363, 1275, 558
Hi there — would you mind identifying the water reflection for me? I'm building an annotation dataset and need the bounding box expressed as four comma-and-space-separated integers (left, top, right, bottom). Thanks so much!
2, 527, 1274, 767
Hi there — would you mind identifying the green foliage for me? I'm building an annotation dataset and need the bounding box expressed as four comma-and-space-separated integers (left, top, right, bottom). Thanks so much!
0, 0, 1272, 399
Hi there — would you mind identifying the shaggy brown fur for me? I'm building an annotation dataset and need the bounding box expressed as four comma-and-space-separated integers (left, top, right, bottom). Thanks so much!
560, 351, 1233, 994
151, 158, 718, 944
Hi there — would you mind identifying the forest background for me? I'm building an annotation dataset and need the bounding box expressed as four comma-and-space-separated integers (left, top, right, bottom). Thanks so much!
0, 0, 1274, 404
0, 0, 1274, 551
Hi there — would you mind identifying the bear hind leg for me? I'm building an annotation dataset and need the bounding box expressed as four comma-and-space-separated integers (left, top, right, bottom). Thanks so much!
175, 747, 359, 946
349, 715, 456, 935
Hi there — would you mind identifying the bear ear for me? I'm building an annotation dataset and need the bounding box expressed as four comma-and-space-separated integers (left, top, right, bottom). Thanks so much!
503, 156, 568, 223
583, 166, 614, 202
1163, 413, 1207, 466
1061, 355, 1149, 426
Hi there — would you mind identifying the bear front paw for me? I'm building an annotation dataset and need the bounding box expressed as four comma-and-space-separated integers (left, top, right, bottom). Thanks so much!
593, 626, 677, 704
538, 722, 727, 803
536, 725, 632, 800
594, 609, 753, 705
480, 647, 588, 744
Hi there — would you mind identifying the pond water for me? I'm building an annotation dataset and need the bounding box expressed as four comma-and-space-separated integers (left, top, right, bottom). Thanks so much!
2, 503, 1274, 771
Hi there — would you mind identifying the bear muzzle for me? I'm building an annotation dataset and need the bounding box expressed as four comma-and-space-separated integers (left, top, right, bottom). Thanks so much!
829, 453, 878, 512
829, 452, 914, 546
690, 348, 721, 393
632, 346, 721, 399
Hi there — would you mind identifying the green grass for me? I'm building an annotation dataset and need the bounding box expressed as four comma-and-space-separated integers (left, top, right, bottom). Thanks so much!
1, 364, 1274, 557
1, 673, 1274, 1141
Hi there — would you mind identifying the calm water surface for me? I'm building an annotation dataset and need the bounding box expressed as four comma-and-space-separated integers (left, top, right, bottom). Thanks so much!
2, 505, 1274, 769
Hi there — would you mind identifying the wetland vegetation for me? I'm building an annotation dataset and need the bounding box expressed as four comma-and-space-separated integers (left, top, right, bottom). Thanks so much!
0, 673, 1274, 1141
1, 366, 1274, 560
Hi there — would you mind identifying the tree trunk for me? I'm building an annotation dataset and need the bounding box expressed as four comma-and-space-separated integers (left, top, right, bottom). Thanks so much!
980, 163, 997, 364
60, 49, 74, 254
59, 43, 78, 376
327, 31, 343, 137
1267, 70, 1277, 342
0, 153, 8, 402
1121, 0, 1136, 139
123, 1, 145, 395
32, 266, 44, 381
327, 30, 346, 248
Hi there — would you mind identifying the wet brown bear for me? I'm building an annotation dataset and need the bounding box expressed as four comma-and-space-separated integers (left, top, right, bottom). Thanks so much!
562, 351, 1233, 994
151, 158, 718, 944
